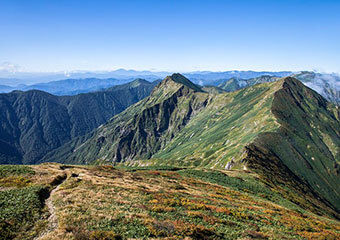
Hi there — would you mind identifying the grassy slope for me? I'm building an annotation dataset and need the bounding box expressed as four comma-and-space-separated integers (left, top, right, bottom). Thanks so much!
52, 76, 281, 166
49, 75, 209, 164
0, 164, 66, 240
131, 77, 340, 216
245, 78, 340, 215
148, 80, 282, 168
2, 164, 339, 240
218, 78, 243, 92
0, 79, 156, 164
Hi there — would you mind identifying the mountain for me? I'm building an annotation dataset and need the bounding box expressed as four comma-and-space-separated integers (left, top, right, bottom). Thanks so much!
0, 79, 157, 164
21, 78, 126, 95
1, 77, 164, 96
217, 72, 340, 104
1, 74, 339, 239
0, 78, 25, 86
201, 85, 225, 94
42, 74, 206, 163
0, 69, 292, 86
218, 75, 281, 92
246, 74, 280, 85
2, 70, 338, 101
21, 77, 163, 96
44, 74, 339, 217
0, 78, 133, 95
153, 77, 340, 216
292, 71, 340, 104
0, 70, 291, 95
0, 84, 14, 93
217, 77, 248, 92
185, 71, 292, 86
0, 69, 169, 85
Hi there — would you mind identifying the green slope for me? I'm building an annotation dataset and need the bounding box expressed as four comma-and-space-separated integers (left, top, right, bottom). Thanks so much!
46, 74, 208, 164
217, 77, 245, 92
150, 80, 281, 168
244, 78, 340, 215
217, 75, 280, 92
153, 77, 340, 215
0, 79, 157, 164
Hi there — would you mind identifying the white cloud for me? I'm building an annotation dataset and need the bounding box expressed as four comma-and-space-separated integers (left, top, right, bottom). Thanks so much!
0, 62, 20, 73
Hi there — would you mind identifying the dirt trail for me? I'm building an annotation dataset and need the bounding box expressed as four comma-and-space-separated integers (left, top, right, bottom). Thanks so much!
35, 175, 67, 240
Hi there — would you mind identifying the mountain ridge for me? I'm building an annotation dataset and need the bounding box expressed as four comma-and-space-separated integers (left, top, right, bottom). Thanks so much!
44, 74, 209, 163
0, 79, 157, 164
243, 77, 340, 217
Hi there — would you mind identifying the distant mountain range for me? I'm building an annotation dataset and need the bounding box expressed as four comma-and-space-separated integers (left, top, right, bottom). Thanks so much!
0, 78, 140, 95
0, 70, 290, 94
0, 69, 169, 86
184, 70, 292, 85
0, 69, 291, 86
0, 79, 157, 164
1, 70, 339, 104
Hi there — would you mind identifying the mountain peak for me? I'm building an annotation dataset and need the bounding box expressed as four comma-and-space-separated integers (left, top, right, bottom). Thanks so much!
165, 73, 203, 92
147, 73, 204, 104
282, 76, 310, 91
130, 78, 150, 86
282, 76, 299, 82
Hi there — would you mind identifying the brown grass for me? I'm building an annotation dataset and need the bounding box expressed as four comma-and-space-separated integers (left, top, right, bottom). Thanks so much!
5, 164, 338, 240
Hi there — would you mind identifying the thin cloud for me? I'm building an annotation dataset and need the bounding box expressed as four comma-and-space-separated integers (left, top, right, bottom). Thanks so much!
0, 62, 20, 73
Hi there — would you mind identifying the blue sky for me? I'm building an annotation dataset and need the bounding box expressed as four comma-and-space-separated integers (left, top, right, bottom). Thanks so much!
0, 0, 339, 73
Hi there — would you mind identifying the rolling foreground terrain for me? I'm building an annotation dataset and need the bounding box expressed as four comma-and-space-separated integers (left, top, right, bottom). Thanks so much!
0, 164, 339, 240
0, 74, 339, 239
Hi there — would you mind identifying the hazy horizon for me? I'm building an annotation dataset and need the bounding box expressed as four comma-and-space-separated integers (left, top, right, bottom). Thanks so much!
0, 66, 299, 75
0, 67, 296, 86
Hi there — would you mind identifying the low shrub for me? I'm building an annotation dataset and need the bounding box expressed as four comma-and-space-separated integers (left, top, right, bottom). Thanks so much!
0, 165, 35, 178
0, 176, 31, 188
0, 186, 47, 240
89, 230, 122, 240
